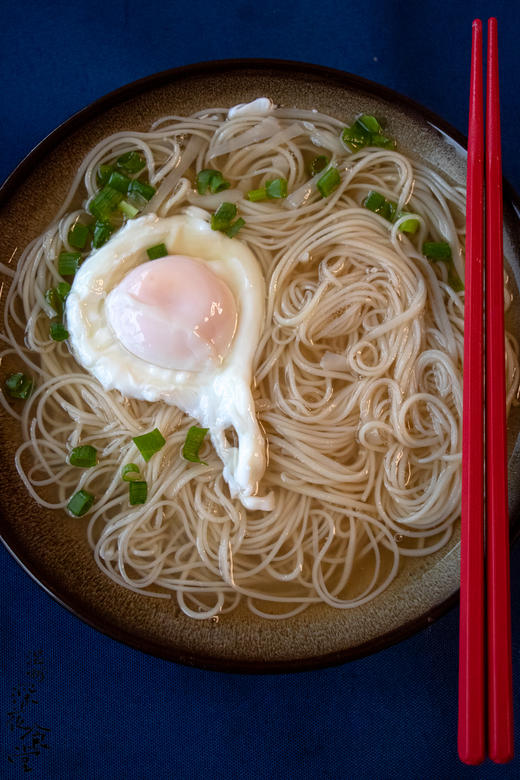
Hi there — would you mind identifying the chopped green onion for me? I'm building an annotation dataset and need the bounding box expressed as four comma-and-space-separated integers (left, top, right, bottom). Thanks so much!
210, 202, 244, 236
107, 171, 132, 193
57, 281, 71, 299
341, 123, 371, 152
97, 164, 114, 187
363, 190, 394, 221
387, 201, 398, 221
448, 267, 464, 292
118, 199, 139, 219
226, 218, 245, 238
422, 241, 452, 261
69, 445, 98, 468
364, 191, 397, 221
309, 155, 328, 176
448, 269, 464, 291
422, 242, 463, 290
265, 178, 288, 199
248, 179, 288, 200
68, 223, 90, 250
45, 282, 70, 317
132, 428, 166, 462
196, 169, 214, 194
92, 220, 114, 249
88, 186, 123, 220
67, 489, 95, 517
5, 372, 33, 400
128, 179, 156, 201
247, 187, 268, 202
196, 169, 230, 195
342, 114, 395, 152
368, 134, 396, 150
422, 242, 462, 290
129, 480, 148, 505
357, 114, 382, 134
397, 214, 420, 234
45, 287, 62, 317
317, 167, 340, 198
209, 173, 230, 194
58, 251, 81, 276
146, 243, 168, 260
116, 151, 146, 174
122, 463, 141, 482
49, 321, 69, 342
182, 426, 209, 465
364, 191, 421, 232
363, 189, 386, 213
126, 191, 148, 210
211, 202, 237, 231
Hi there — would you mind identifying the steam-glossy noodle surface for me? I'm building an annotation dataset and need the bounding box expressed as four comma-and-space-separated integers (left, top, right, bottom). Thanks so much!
2, 100, 518, 620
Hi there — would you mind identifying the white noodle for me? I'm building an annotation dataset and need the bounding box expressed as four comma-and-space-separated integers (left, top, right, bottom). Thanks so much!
2, 102, 519, 621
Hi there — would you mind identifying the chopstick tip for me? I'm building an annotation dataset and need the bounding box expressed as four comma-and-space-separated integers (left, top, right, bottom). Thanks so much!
472, 19, 483, 40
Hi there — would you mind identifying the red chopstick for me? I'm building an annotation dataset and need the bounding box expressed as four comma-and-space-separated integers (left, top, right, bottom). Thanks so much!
458, 17, 514, 765
485, 16, 514, 764
458, 17, 485, 766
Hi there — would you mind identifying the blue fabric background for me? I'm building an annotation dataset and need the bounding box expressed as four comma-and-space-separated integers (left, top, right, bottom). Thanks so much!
2, 1, 520, 777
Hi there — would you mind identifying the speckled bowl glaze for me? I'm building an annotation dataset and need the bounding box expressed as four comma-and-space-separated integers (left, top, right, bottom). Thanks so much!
2, 60, 520, 672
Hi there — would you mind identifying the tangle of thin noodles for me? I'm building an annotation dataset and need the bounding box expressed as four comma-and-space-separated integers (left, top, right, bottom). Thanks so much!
2, 103, 519, 620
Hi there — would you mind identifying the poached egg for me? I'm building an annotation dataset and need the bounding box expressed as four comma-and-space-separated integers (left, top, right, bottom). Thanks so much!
65, 213, 273, 511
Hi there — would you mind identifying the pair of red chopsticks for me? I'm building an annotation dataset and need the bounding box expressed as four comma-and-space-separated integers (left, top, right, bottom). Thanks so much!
458, 18, 514, 765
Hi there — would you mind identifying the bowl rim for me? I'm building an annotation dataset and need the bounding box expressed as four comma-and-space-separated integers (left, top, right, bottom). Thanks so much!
2, 57, 519, 673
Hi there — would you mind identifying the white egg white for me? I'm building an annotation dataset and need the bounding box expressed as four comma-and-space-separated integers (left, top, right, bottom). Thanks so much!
65, 213, 274, 511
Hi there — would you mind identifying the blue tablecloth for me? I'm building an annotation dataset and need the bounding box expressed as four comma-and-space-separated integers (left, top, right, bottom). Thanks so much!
2, 1, 520, 777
